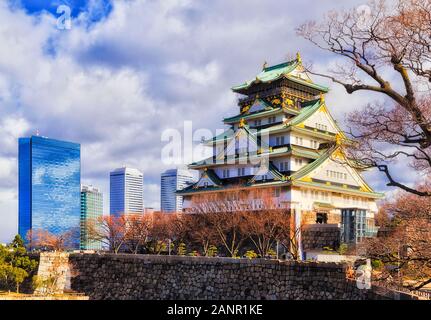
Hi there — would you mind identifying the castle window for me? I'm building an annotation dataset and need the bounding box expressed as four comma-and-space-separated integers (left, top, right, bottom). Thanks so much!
237, 167, 245, 176
254, 119, 262, 127
315, 123, 328, 131
295, 136, 303, 146
274, 188, 281, 197
222, 169, 230, 178
276, 136, 285, 145
268, 116, 277, 124
279, 161, 289, 171
327, 170, 347, 180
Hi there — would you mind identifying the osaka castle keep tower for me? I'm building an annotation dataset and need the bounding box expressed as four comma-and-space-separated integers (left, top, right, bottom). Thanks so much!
178, 53, 383, 249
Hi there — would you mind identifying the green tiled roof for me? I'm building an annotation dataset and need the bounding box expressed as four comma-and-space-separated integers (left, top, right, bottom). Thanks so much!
231, 59, 329, 93
210, 99, 333, 146
290, 145, 322, 159
177, 169, 222, 195
289, 146, 336, 181
205, 169, 223, 185
223, 106, 284, 124
287, 99, 321, 126
293, 180, 384, 199
189, 144, 322, 169
287, 145, 384, 198
177, 184, 222, 195
203, 129, 235, 145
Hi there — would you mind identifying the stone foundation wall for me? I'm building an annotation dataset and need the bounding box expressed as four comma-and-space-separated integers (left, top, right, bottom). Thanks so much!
69, 253, 387, 300
302, 224, 341, 251
34, 252, 70, 295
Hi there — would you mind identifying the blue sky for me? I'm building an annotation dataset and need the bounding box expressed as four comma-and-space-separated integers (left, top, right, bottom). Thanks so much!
11, 0, 112, 19
0, 0, 411, 242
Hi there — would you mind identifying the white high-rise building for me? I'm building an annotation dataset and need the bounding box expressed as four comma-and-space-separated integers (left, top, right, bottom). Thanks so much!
161, 169, 195, 212
110, 167, 144, 216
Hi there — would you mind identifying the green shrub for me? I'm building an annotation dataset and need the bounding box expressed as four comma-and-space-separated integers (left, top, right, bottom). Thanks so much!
244, 250, 258, 259
337, 244, 348, 255
371, 259, 384, 270
188, 250, 199, 257
0, 235, 38, 293
177, 243, 187, 256
207, 245, 218, 257
267, 249, 277, 258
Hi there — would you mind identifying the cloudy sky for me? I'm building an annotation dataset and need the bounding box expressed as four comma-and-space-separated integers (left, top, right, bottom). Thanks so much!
0, 0, 412, 242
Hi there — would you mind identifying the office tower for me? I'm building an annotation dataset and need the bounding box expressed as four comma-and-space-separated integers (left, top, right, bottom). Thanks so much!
18, 135, 81, 246
80, 185, 103, 250
110, 167, 144, 216
161, 169, 195, 212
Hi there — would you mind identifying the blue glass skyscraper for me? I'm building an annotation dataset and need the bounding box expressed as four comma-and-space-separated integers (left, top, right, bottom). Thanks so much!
18, 136, 81, 246
161, 169, 196, 212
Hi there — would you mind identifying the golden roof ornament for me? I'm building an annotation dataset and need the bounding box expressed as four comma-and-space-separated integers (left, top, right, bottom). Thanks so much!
335, 133, 343, 146
262, 61, 268, 70
239, 118, 246, 128
296, 52, 302, 64
320, 92, 325, 103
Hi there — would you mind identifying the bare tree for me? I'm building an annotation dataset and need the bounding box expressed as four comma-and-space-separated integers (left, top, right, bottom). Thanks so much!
297, 0, 431, 196
185, 213, 220, 256
26, 229, 77, 251
277, 213, 304, 261
190, 188, 251, 258
239, 189, 291, 258
86, 215, 127, 254
124, 214, 152, 254
146, 212, 184, 255
362, 184, 431, 290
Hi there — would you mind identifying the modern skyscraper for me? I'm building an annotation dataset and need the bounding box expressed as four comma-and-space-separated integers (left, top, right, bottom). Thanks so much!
18, 135, 81, 246
80, 185, 103, 250
110, 167, 144, 216
161, 169, 195, 212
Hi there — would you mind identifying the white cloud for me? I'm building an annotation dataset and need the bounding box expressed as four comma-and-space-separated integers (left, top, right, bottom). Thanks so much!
165, 61, 220, 85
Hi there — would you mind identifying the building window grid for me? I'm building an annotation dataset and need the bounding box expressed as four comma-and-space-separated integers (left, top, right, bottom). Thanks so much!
294, 158, 303, 167
279, 161, 289, 171
276, 136, 285, 146
326, 170, 347, 180
294, 136, 303, 146
254, 119, 262, 127
268, 116, 277, 124
222, 169, 230, 178
237, 167, 245, 176
315, 123, 328, 131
